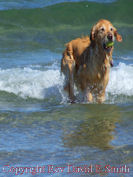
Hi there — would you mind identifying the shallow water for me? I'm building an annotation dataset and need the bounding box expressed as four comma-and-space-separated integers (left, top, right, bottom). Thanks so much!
0, 0, 133, 176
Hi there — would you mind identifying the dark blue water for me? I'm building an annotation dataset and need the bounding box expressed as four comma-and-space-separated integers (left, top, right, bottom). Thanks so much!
0, 0, 116, 10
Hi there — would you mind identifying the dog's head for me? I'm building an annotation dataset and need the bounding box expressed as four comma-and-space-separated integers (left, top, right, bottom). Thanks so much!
90, 19, 122, 53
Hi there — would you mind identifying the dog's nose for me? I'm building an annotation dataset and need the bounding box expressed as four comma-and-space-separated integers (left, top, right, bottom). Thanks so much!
107, 33, 113, 41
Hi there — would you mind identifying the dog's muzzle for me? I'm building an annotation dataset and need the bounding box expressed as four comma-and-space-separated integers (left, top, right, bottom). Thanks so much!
103, 34, 114, 52
103, 43, 113, 52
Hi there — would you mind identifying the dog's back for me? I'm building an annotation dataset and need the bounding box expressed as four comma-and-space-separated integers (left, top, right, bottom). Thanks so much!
61, 36, 90, 73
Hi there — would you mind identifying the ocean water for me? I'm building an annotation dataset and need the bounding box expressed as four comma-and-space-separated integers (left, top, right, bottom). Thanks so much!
0, 0, 133, 176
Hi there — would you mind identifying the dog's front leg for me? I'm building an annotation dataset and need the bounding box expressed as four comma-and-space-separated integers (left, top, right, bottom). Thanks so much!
97, 89, 105, 103
84, 87, 93, 102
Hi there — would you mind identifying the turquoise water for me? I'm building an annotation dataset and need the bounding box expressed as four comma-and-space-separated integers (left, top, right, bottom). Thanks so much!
0, 0, 133, 176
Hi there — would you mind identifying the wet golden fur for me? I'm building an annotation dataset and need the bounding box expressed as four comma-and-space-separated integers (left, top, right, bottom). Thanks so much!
61, 19, 122, 103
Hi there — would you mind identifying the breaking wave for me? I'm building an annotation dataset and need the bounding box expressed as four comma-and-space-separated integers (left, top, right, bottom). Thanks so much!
0, 67, 62, 99
0, 62, 132, 102
107, 63, 133, 96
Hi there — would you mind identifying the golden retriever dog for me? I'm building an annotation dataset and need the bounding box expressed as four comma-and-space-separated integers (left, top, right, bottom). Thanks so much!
61, 19, 122, 103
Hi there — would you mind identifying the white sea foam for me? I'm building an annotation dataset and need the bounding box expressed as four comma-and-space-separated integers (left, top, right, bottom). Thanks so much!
107, 63, 133, 96
0, 67, 63, 99
0, 62, 132, 100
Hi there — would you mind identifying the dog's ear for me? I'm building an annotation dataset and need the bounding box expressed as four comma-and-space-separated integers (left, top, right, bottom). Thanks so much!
114, 30, 122, 42
90, 24, 97, 41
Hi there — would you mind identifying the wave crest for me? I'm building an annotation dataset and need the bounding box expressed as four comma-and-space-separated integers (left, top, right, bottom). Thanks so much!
0, 63, 132, 101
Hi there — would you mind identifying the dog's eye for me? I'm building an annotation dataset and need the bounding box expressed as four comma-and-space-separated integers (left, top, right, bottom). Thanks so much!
110, 27, 113, 31
101, 27, 105, 32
